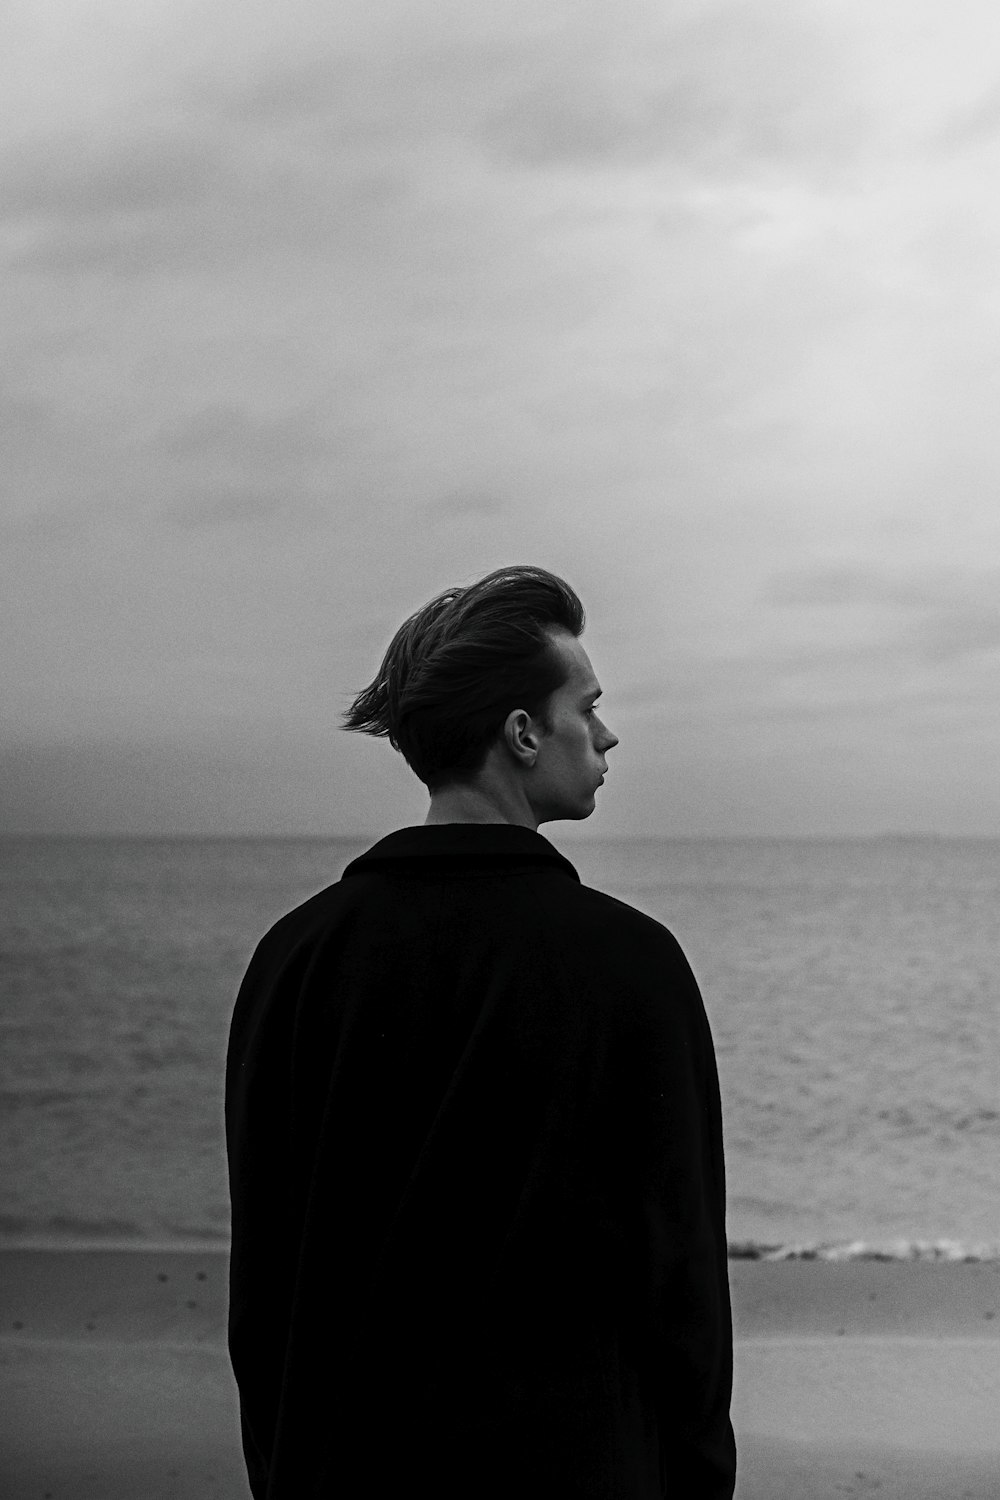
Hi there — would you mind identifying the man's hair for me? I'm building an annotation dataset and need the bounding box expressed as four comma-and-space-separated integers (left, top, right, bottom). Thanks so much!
341, 564, 586, 789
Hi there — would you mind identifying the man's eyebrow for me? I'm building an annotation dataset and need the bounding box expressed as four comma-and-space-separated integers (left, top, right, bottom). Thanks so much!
581, 685, 602, 703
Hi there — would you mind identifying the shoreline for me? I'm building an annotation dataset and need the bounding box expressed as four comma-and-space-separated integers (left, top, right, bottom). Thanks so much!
5, 1246, 1000, 1339
5, 1234, 1000, 1260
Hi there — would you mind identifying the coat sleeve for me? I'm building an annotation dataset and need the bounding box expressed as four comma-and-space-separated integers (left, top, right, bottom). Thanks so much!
225, 927, 305, 1500
611, 924, 736, 1498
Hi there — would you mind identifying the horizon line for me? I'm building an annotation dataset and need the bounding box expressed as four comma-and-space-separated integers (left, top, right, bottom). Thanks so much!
1, 828, 996, 843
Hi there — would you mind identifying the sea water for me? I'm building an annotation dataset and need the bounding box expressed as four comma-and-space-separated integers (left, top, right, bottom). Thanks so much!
1, 834, 998, 1256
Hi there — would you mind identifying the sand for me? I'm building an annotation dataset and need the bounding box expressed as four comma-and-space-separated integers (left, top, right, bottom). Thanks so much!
2, 1248, 999, 1498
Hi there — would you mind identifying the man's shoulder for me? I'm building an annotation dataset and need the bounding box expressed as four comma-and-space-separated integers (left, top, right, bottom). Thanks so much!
555, 878, 685, 955
562, 886, 709, 1044
247, 860, 686, 980
254, 876, 360, 948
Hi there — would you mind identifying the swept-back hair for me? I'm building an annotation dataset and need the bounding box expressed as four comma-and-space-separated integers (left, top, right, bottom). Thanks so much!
341, 565, 586, 788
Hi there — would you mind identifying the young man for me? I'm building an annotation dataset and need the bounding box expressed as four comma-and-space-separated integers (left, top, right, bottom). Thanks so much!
226, 565, 736, 1499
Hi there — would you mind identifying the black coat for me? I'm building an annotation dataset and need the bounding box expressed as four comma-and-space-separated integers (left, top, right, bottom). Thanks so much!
226, 824, 735, 1499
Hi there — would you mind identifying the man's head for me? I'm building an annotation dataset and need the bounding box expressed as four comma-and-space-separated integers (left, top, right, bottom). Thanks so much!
342, 564, 617, 824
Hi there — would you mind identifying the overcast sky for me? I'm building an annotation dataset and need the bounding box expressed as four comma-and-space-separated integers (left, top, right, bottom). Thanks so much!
4, 0, 1000, 837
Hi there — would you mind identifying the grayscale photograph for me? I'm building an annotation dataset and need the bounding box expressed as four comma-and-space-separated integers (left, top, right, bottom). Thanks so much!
2, 2, 999, 1497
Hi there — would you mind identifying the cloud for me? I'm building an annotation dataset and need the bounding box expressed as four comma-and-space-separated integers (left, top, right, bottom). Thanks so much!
3, 147, 421, 280
0, 390, 54, 435
471, 6, 866, 175
421, 490, 508, 521
143, 404, 401, 531
767, 565, 896, 608
935, 81, 1000, 151
151, 403, 333, 468
0, 1, 879, 298
0, 94, 409, 275
0, 392, 66, 489
189, 0, 867, 179
160, 486, 296, 528
0, 126, 231, 222
2, 0, 870, 281
767, 564, 1000, 664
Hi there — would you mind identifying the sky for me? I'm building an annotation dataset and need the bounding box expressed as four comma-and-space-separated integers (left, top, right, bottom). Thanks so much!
3, 0, 1000, 838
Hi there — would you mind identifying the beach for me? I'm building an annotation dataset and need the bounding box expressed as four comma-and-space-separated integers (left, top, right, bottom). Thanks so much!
3, 1249, 999, 1499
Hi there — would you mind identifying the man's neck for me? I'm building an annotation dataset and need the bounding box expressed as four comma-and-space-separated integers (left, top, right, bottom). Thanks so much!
424, 779, 538, 831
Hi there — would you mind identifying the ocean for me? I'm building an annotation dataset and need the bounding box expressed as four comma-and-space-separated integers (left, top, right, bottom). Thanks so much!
2, 834, 998, 1257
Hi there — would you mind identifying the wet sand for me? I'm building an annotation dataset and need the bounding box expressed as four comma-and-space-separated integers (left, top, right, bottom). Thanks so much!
2, 1249, 999, 1498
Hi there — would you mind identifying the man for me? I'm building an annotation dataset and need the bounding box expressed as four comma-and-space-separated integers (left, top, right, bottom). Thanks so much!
226, 565, 735, 1499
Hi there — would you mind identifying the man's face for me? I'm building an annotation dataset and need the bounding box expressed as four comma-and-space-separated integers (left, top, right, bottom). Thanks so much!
528, 629, 618, 824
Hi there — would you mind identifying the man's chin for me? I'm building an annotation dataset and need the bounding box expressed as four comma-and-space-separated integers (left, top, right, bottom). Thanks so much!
537, 796, 598, 826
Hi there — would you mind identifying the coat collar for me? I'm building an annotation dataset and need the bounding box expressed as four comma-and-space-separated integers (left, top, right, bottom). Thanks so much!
342, 824, 580, 883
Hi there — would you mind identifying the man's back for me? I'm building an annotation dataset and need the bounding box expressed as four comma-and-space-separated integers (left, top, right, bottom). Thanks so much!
226, 823, 735, 1499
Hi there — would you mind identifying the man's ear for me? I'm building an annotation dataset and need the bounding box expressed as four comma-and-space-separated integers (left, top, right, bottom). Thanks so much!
503, 708, 541, 768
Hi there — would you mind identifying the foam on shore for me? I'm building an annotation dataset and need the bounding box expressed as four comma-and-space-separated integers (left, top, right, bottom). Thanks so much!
729, 1237, 1000, 1261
